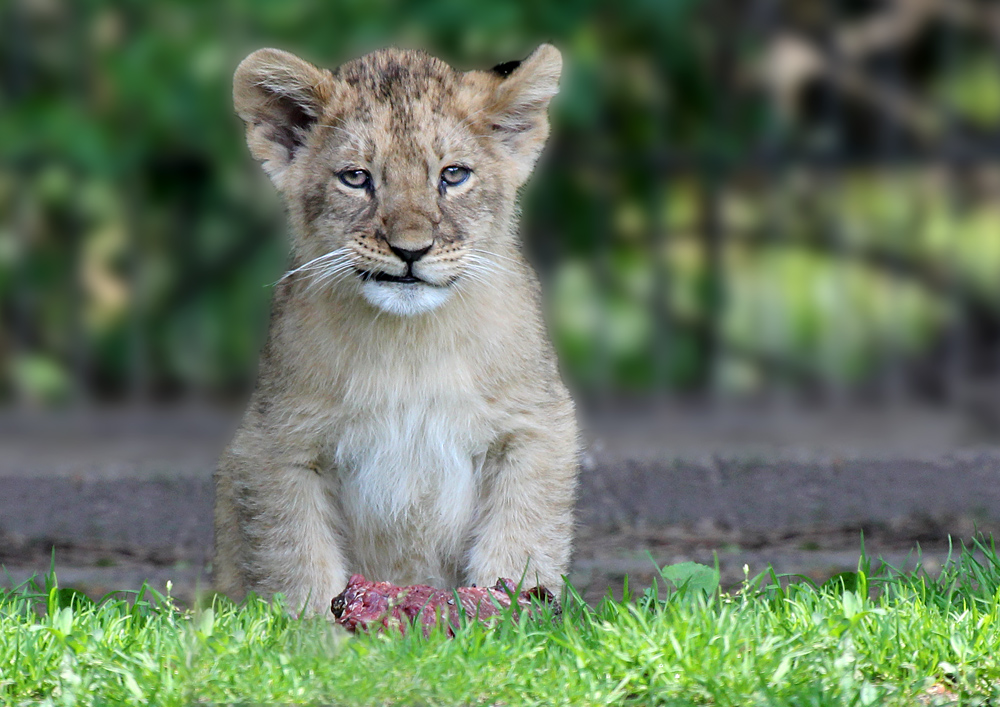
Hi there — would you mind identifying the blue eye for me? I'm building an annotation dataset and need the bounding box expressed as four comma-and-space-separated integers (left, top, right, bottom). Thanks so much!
440, 165, 471, 187
339, 169, 371, 189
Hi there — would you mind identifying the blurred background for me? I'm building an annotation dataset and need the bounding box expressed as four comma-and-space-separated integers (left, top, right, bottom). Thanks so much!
3, 0, 1000, 601
2, 0, 1000, 421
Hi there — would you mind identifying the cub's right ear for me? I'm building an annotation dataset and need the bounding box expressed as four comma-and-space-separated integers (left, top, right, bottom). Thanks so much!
233, 48, 333, 190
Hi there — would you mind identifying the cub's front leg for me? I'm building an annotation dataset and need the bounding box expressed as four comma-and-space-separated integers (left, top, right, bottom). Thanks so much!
466, 418, 578, 589
214, 434, 347, 616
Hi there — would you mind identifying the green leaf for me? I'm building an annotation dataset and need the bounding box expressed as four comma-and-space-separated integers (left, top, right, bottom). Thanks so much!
859, 682, 880, 706
770, 655, 792, 685
841, 590, 862, 619
53, 606, 74, 635
659, 561, 719, 597
56, 587, 95, 610
823, 571, 859, 594
122, 672, 145, 701
198, 608, 215, 638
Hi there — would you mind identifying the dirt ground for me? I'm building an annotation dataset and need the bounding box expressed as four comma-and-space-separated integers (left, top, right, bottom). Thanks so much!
1, 406, 999, 607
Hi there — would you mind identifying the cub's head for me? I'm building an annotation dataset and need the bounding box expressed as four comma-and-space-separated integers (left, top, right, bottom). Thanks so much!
234, 45, 561, 316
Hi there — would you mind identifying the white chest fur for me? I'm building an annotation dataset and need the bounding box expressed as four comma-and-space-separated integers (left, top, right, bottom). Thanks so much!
325, 373, 493, 586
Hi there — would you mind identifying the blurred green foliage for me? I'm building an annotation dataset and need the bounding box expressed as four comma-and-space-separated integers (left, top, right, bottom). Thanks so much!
1, 0, 999, 404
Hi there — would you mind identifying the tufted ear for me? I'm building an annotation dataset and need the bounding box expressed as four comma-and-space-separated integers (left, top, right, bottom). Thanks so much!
233, 48, 334, 190
484, 44, 562, 186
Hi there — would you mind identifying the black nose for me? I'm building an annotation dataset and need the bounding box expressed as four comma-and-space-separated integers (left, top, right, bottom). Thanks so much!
390, 244, 431, 264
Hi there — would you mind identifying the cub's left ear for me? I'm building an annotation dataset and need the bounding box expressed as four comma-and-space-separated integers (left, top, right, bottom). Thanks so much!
486, 44, 562, 185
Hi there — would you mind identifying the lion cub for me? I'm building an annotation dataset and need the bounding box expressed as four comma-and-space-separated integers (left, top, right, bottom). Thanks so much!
214, 44, 578, 614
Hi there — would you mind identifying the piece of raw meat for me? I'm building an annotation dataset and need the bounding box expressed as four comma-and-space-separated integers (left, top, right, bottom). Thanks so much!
330, 574, 559, 636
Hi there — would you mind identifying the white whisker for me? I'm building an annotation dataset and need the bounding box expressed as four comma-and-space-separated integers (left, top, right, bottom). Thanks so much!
455, 262, 508, 296
462, 253, 514, 278
470, 248, 523, 268
307, 259, 358, 293
276, 249, 349, 284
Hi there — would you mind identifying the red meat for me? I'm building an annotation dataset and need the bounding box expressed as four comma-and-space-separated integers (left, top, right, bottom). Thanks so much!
330, 574, 559, 636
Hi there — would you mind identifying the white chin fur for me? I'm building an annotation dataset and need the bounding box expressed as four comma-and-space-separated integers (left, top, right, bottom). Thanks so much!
360, 281, 452, 316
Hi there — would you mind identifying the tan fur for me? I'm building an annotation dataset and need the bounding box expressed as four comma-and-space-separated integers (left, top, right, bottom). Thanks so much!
215, 44, 577, 615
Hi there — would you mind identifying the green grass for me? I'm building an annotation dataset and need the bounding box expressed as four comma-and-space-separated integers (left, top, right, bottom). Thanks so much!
4, 538, 1000, 706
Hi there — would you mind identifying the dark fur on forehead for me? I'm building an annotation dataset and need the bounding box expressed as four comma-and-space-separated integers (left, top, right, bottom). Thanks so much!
334, 48, 460, 102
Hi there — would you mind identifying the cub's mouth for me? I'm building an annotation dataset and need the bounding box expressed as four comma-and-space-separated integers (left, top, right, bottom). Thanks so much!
355, 265, 459, 315
356, 269, 423, 285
